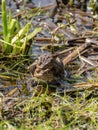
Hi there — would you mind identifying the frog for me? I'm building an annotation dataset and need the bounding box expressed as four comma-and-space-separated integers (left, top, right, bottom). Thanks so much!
28, 53, 65, 83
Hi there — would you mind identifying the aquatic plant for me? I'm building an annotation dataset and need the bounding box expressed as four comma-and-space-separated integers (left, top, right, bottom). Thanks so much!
1, 0, 41, 55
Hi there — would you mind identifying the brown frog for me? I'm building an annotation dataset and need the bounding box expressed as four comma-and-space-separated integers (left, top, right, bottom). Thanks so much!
28, 53, 65, 83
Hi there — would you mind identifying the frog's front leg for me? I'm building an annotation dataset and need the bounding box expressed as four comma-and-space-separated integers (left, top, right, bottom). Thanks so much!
28, 60, 37, 76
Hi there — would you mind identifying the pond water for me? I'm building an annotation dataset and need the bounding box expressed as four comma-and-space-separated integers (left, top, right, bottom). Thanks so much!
32, 0, 56, 7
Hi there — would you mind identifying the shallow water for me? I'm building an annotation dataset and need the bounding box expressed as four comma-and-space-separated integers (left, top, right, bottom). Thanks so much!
32, 0, 55, 7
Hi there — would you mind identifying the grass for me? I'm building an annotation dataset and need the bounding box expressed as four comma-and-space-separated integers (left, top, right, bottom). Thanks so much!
0, 88, 98, 130
1, 0, 41, 55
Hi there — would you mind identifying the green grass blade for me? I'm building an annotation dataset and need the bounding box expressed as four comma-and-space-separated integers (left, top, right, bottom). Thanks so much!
11, 23, 31, 45
2, 0, 8, 53
11, 23, 31, 55
20, 27, 42, 43
12, 27, 41, 55
7, 19, 17, 43
0, 39, 21, 49
2, 0, 8, 40
21, 27, 42, 55
4, 19, 18, 53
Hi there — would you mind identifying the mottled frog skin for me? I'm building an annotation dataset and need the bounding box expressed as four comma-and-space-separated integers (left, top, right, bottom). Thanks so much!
28, 53, 65, 82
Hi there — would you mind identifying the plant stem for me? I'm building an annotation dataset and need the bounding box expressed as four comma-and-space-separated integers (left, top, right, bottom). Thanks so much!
2, 0, 8, 41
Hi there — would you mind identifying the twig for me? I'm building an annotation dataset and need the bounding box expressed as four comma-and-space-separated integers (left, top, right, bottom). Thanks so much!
63, 43, 90, 66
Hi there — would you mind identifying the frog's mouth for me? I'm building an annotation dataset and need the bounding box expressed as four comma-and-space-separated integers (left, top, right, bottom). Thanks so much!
34, 68, 50, 77
33, 68, 54, 82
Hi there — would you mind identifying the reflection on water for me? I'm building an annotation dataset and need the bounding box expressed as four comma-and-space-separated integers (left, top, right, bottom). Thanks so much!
32, 0, 90, 12
32, 0, 55, 7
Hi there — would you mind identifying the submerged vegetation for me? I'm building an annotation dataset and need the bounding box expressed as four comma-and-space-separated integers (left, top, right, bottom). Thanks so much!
0, 0, 98, 129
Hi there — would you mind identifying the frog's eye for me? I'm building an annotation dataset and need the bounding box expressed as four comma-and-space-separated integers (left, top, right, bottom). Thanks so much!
35, 68, 40, 73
